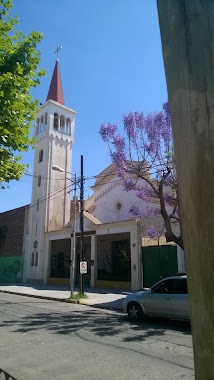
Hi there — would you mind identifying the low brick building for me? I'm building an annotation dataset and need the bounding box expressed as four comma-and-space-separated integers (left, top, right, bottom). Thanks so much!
0, 205, 29, 258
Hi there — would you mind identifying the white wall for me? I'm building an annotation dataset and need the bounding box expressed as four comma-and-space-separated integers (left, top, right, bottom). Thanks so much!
89, 177, 158, 224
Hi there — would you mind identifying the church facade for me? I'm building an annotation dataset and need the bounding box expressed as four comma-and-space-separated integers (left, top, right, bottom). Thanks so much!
0, 59, 184, 290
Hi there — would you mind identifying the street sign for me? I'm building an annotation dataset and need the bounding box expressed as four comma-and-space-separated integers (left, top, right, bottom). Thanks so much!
80, 261, 87, 274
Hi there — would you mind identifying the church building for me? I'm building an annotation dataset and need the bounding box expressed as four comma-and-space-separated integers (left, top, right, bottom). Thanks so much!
0, 58, 184, 290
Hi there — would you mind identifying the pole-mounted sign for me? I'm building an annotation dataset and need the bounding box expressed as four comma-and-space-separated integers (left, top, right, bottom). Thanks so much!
80, 261, 87, 274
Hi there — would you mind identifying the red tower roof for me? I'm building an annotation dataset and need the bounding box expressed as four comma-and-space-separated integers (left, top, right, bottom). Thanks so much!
46, 59, 64, 105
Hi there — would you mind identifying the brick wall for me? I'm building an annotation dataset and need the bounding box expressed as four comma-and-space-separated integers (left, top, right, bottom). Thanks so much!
0, 205, 29, 257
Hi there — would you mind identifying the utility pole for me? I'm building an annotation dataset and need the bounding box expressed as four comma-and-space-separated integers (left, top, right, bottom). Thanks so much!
52, 165, 78, 296
157, 1, 214, 378
79, 155, 84, 294
70, 174, 77, 295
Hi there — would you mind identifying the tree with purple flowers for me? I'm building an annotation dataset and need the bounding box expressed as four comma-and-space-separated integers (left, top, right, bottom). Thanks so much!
100, 102, 183, 249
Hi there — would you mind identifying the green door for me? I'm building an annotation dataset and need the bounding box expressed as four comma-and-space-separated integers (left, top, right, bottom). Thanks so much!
142, 245, 178, 288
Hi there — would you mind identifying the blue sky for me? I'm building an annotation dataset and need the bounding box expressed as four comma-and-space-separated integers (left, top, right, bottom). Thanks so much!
0, 0, 167, 212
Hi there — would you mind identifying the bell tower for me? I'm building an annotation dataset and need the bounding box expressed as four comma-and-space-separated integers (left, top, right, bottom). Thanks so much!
25, 57, 76, 282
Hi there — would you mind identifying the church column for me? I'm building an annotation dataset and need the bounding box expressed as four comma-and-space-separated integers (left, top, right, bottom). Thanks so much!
130, 220, 142, 291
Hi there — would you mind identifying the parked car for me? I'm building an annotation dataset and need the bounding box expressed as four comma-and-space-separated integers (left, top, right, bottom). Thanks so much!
123, 275, 190, 321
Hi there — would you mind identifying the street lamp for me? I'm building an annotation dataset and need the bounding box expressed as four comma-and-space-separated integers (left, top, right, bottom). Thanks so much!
52, 165, 65, 173
52, 165, 77, 295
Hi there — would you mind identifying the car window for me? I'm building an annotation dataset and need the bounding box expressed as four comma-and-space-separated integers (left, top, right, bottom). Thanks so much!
173, 278, 188, 294
152, 279, 175, 294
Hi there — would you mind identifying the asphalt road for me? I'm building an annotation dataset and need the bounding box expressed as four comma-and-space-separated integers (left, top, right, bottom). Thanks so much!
0, 293, 194, 380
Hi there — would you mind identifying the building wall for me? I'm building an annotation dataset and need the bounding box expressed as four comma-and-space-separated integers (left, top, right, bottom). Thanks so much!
0, 205, 29, 257
90, 178, 158, 224
141, 215, 181, 239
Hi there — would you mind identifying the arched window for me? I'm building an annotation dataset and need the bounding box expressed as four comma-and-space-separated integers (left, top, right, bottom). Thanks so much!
35, 118, 39, 135
38, 149, 43, 163
60, 115, 65, 133
66, 118, 71, 135
40, 115, 44, 132
54, 113, 59, 130
35, 252, 38, 266
31, 252, 34, 266
38, 175, 41, 187
44, 112, 48, 125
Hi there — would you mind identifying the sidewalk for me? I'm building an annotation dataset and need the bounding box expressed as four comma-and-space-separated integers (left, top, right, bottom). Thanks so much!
0, 283, 132, 311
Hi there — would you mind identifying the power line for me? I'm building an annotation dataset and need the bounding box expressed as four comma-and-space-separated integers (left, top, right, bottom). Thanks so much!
0, 182, 73, 219
25, 172, 79, 182
1, 162, 175, 218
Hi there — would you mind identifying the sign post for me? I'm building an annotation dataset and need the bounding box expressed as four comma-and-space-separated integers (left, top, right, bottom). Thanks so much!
80, 261, 87, 275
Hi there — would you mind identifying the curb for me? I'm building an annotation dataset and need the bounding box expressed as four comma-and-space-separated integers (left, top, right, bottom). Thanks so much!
0, 289, 123, 312
66, 299, 79, 304
0, 289, 67, 303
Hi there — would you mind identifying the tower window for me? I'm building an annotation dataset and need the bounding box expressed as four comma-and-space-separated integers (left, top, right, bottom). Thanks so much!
45, 113, 48, 125
36, 199, 39, 211
40, 115, 45, 132
66, 118, 71, 135
38, 149, 43, 163
31, 252, 34, 266
38, 175, 41, 187
60, 115, 65, 132
35, 124, 39, 135
54, 113, 59, 130
35, 118, 39, 135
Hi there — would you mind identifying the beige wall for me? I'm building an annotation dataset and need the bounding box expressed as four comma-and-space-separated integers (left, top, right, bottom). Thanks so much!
141, 215, 180, 244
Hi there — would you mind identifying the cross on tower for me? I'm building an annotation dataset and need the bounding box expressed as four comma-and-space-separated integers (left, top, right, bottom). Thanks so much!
54, 45, 62, 59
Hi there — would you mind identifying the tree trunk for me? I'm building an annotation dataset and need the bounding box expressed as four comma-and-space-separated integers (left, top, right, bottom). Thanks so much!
157, 1, 214, 379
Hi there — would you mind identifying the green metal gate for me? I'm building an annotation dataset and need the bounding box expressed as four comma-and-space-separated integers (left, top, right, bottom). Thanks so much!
111, 240, 131, 281
97, 237, 131, 282
142, 245, 178, 288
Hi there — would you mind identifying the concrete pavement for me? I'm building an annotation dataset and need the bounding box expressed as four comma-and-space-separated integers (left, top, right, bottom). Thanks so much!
0, 292, 194, 380
0, 283, 131, 311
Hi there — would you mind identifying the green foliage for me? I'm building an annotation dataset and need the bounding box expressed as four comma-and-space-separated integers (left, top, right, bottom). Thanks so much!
68, 293, 88, 301
0, 0, 45, 186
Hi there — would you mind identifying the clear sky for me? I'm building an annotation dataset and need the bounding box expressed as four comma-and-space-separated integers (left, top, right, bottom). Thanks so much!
0, 0, 167, 212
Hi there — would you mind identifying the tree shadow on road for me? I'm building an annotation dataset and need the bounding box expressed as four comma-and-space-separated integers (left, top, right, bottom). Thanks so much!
0, 299, 192, 346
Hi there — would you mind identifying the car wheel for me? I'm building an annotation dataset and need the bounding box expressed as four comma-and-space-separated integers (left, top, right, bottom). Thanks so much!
127, 302, 144, 321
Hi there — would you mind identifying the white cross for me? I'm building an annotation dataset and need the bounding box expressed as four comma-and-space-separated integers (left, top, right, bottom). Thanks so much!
54, 45, 62, 59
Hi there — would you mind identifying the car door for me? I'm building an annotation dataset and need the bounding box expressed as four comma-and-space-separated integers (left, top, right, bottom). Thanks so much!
142, 279, 176, 318
171, 278, 190, 320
